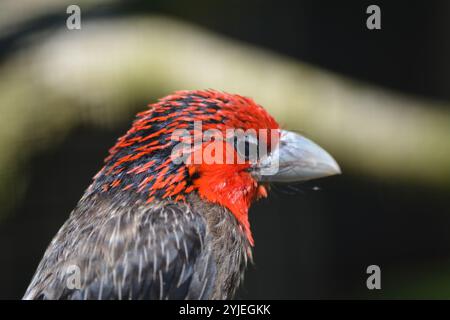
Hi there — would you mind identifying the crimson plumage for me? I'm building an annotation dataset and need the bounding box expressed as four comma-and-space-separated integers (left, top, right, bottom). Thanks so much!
23, 90, 340, 300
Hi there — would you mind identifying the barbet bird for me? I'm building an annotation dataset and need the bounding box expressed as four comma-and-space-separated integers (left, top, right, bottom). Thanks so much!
24, 90, 340, 300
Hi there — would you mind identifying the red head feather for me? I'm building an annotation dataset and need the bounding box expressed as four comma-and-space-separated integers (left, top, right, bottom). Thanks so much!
91, 89, 279, 245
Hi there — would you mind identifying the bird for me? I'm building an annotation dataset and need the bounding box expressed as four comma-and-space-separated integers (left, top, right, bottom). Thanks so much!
23, 89, 341, 300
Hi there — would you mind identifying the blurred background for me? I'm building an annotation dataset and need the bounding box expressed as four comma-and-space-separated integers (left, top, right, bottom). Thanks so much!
0, 0, 449, 299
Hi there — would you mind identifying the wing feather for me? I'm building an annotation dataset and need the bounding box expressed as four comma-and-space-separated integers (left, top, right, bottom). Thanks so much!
23, 197, 216, 300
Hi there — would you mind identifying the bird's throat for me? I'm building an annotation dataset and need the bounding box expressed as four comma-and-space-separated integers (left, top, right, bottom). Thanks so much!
193, 168, 268, 246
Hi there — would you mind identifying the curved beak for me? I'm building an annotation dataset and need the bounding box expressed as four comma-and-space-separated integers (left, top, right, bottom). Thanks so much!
255, 130, 341, 182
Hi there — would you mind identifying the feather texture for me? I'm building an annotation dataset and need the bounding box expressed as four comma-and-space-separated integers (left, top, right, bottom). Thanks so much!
23, 192, 250, 300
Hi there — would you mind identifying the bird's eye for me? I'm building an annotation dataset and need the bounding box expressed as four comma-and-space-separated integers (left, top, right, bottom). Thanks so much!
234, 133, 259, 163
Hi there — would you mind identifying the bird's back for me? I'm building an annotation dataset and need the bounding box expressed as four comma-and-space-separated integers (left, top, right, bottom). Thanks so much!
23, 192, 250, 300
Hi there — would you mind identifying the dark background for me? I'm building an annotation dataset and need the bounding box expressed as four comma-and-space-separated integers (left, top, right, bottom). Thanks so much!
0, 0, 449, 299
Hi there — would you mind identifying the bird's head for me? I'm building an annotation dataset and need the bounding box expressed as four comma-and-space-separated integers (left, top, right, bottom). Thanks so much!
92, 90, 340, 245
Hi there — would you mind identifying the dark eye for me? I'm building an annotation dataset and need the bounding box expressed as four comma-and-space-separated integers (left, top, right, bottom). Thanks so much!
234, 134, 259, 162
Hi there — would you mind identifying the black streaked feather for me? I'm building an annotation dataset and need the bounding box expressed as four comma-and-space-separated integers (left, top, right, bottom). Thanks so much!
23, 191, 249, 300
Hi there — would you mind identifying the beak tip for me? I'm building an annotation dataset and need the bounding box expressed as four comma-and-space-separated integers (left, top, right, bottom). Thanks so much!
313, 158, 341, 179
328, 158, 342, 176
312, 143, 341, 178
